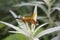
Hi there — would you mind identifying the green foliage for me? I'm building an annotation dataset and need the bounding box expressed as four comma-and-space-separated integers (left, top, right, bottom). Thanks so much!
0, 23, 5, 29
3, 34, 28, 40
34, 28, 43, 36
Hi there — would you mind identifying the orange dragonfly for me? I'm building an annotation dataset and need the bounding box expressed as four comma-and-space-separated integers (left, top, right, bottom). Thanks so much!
16, 5, 38, 25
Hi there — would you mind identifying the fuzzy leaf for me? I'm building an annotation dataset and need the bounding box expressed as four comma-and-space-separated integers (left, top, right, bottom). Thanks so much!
0, 21, 20, 31
34, 23, 48, 34
8, 31, 30, 37
0, 21, 30, 37
13, 2, 47, 15
51, 36, 59, 40
52, 7, 60, 11
35, 26, 60, 38
9, 10, 27, 32
30, 1, 44, 4
33, 38, 39, 40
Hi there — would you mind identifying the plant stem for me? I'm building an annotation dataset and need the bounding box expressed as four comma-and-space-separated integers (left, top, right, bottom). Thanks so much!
29, 24, 35, 40
25, 23, 31, 33
47, 4, 55, 27
30, 32, 34, 40
25, 23, 35, 40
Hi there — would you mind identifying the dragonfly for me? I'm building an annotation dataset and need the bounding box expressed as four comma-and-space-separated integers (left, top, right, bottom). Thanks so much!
16, 5, 38, 25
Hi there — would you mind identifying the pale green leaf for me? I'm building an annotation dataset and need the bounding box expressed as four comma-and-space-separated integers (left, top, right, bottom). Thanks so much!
35, 26, 60, 38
